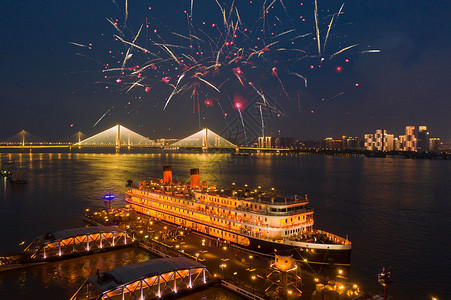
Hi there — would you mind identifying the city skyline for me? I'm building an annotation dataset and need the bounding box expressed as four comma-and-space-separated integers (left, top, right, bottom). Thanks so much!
1, 1, 450, 141
2, 123, 447, 153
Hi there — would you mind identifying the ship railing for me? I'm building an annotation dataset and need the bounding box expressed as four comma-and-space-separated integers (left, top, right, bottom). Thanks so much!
192, 198, 313, 217
127, 195, 315, 232
314, 230, 351, 245
128, 189, 312, 217
201, 191, 308, 206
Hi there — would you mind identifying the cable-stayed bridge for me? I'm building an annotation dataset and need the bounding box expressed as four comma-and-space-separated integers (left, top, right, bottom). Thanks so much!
0, 125, 290, 152
73, 125, 159, 150
171, 128, 237, 149
0, 125, 238, 151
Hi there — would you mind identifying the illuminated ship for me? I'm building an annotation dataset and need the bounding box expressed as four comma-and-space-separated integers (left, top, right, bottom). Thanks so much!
125, 166, 351, 266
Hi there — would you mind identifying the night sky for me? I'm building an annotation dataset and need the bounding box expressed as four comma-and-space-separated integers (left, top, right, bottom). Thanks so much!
1, 1, 450, 142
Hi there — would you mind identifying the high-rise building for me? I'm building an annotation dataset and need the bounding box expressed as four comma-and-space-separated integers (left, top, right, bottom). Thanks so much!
323, 138, 342, 150
324, 137, 334, 149
385, 134, 396, 151
364, 134, 374, 151
346, 137, 360, 150
404, 126, 416, 151
374, 129, 387, 151
258, 136, 274, 148
430, 138, 441, 152
416, 126, 429, 152
342, 135, 347, 150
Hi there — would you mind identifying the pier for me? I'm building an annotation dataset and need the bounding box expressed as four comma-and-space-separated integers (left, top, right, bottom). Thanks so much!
70, 257, 214, 300
0, 226, 133, 271
82, 208, 366, 299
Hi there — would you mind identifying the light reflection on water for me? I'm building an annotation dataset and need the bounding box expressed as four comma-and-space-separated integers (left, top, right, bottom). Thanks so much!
0, 152, 450, 299
0, 247, 155, 299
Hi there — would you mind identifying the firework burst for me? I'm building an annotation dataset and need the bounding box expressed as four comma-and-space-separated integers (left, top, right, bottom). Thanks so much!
73, 0, 378, 142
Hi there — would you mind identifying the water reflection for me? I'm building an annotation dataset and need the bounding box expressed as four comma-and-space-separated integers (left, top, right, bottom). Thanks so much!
0, 152, 449, 299
0, 248, 155, 299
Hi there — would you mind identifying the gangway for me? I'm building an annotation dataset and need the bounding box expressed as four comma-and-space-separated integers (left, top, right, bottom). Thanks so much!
70, 257, 214, 300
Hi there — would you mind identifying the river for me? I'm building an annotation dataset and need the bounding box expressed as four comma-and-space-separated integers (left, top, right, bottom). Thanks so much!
0, 152, 449, 299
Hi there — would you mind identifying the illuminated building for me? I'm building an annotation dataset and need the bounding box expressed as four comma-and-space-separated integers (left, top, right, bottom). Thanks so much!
345, 137, 359, 150
404, 126, 416, 151
125, 166, 352, 266
385, 134, 396, 151
416, 126, 429, 152
258, 136, 274, 148
364, 134, 374, 151
342, 135, 347, 150
324, 138, 342, 150
430, 138, 441, 152
374, 129, 387, 151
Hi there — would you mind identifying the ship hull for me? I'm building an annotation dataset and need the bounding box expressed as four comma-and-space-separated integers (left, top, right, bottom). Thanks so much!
237, 234, 351, 267
128, 200, 351, 267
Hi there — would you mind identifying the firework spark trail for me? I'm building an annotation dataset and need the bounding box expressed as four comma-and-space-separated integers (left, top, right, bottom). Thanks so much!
291, 72, 308, 87
328, 91, 344, 101
197, 93, 201, 128
93, 106, 114, 127
196, 75, 221, 93
361, 49, 381, 54
217, 102, 231, 132
297, 92, 301, 112
330, 44, 358, 59
111, 0, 119, 10
121, 24, 143, 69
126, 78, 144, 93
163, 86, 179, 110
292, 33, 312, 40
259, 105, 265, 138
314, 0, 321, 57
278, 0, 289, 18
255, 102, 281, 114
107, 18, 125, 37
69, 42, 87, 48
114, 34, 156, 55
248, 83, 267, 105
77, 0, 362, 136
270, 29, 296, 41
124, 0, 128, 28
272, 67, 289, 98
237, 106, 247, 144
323, 3, 344, 54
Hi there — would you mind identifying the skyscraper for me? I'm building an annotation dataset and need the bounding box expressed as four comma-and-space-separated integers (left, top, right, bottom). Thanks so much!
364, 134, 374, 151
374, 129, 387, 151
385, 134, 396, 151
430, 138, 441, 152
416, 126, 429, 152
404, 126, 416, 151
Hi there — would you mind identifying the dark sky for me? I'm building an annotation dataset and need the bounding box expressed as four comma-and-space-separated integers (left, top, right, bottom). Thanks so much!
1, 0, 450, 142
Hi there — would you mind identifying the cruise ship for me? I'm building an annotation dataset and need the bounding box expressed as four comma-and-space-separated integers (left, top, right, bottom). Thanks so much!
125, 166, 351, 266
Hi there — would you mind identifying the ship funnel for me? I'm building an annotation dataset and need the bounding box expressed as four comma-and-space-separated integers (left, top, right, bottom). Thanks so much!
190, 168, 200, 188
163, 166, 172, 184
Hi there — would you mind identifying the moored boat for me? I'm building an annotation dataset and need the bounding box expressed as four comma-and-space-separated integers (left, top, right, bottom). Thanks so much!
125, 166, 351, 266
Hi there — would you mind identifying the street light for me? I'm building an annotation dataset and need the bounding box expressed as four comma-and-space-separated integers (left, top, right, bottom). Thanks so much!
247, 255, 254, 271
220, 263, 227, 279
